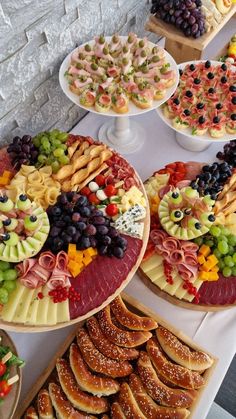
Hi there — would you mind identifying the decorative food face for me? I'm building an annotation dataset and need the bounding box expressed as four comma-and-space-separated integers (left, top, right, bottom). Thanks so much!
164, 61, 236, 138
64, 33, 176, 113
0, 131, 147, 326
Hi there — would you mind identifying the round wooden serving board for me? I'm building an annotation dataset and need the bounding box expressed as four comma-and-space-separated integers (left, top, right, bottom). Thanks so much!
0, 330, 22, 419
0, 144, 150, 332
138, 268, 236, 312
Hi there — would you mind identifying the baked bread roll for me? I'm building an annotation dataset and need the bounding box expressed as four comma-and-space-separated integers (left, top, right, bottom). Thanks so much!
137, 352, 197, 408
24, 407, 38, 419
118, 382, 146, 418
110, 295, 158, 331
77, 327, 133, 378
129, 373, 190, 419
111, 402, 126, 418
147, 338, 205, 390
56, 358, 109, 414
37, 389, 54, 418
70, 343, 120, 396
48, 383, 96, 418
86, 316, 139, 360
156, 327, 214, 371
97, 305, 152, 347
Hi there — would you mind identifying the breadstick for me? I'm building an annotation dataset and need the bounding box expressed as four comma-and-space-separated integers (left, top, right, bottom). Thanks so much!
71, 150, 112, 186
76, 163, 108, 191
68, 140, 80, 158
71, 141, 90, 161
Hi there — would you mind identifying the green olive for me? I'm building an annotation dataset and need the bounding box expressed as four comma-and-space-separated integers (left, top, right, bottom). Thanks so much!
85, 44, 91, 52
103, 47, 109, 55
80, 76, 87, 82
112, 35, 119, 43
78, 53, 84, 60
123, 46, 129, 53
122, 57, 128, 65
152, 55, 160, 63
138, 82, 145, 91
116, 87, 123, 94
142, 66, 149, 74
139, 40, 145, 48
99, 35, 105, 44
152, 46, 158, 54
76, 63, 83, 69
154, 75, 160, 82
128, 34, 133, 43
141, 50, 147, 58
123, 75, 129, 82
101, 74, 107, 82
91, 63, 98, 70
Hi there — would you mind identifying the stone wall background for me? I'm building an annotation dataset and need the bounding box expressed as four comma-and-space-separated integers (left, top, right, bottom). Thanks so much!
0, 0, 158, 144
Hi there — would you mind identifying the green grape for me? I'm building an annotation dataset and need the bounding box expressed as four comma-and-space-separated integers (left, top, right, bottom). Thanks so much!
210, 226, 221, 237
219, 235, 228, 244
0, 272, 4, 282
228, 245, 234, 256
51, 129, 60, 136
58, 144, 67, 150
53, 148, 64, 157
51, 139, 61, 148
3, 269, 18, 281
32, 137, 41, 148
233, 253, 236, 264
213, 249, 221, 259
232, 266, 236, 276
0, 261, 10, 271
38, 154, 47, 163
218, 259, 225, 270
0, 288, 8, 304
221, 227, 230, 236
224, 256, 234, 267
51, 161, 60, 174
57, 132, 68, 142
194, 237, 203, 246
218, 241, 229, 255
2, 281, 16, 293
205, 240, 214, 247
222, 266, 232, 277
59, 155, 70, 165
228, 235, 236, 246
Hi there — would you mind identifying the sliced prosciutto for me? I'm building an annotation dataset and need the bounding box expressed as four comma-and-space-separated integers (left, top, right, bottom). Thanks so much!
197, 275, 236, 305
69, 235, 142, 319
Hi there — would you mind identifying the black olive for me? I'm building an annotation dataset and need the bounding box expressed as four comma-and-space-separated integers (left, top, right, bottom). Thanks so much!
216, 103, 222, 110
199, 116, 205, 124
221, 76, 227, 84
173, 98, 180, 105
186, 90, 193, 98
197, 103, 204, 109
184, 109, 190, 116
195, 223, 201, 230
213, 116, 220, 124
231, 114, 236, 121
194, 78, 201, 84
207, 72, 214, 80
205, 60, 211, 68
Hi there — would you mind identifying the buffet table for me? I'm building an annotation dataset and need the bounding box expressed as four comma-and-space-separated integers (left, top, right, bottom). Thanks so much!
9, 110, 236, 418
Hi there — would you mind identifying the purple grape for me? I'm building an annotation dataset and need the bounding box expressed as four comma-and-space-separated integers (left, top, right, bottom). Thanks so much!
77, 196, 88, 206
98, 245, 108, 256
96, 225, 109, 235
76, 221, 87, 231
112, 247, 124, 259
79, 206, 91, 217
66, 226, 77, 236
85, 224, 97, 236
108, 227, 119, 238
50, 226, 61, 237
72, 212, 81, 222
91, 216, 106, 225
90, 237, 97, 248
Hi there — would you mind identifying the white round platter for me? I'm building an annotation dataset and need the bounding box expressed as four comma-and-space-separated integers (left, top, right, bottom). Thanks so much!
59, 36, 179, 154
156, 60, 236, 152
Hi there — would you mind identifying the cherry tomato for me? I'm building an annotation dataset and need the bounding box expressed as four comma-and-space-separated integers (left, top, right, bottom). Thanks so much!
0, 380, 11, 398
0, 362, 6, 377
80, 186, 91, 197
106, 203, 118, 217
95, 174, 105, 187
104, 184, 117, 197
88, 193, 100, 205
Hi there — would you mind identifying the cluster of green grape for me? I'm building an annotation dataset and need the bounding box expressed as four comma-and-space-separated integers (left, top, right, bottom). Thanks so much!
32, 129, 69, 173
195, 225, 236, 278
0, 261, 18, 305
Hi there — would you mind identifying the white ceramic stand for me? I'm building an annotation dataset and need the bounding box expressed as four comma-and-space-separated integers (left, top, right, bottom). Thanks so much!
98, 116, 146, 154
175, 131, 211, 152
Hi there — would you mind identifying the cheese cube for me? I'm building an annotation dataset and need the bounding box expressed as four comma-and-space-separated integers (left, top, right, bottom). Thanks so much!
197, 254, 206, 265
68, 244, 77, 259
199, 244, 211, 257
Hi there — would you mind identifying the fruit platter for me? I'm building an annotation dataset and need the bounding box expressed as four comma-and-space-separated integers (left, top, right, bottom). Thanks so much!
0, 331, 24, 419
19, 293, 217, 419
157, 60, 236, 150
0, 130, 149, 330
139, 147, 236, 310
60, 33, 178, 116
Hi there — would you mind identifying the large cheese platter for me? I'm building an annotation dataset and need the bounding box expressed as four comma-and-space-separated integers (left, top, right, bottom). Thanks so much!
139, 150, 236, 311
0, 131, 149, 331
16, 293, 217, 419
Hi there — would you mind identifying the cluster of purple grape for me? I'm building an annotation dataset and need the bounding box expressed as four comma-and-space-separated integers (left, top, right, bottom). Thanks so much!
45, 192, 127, 258
216, 141, 236, 168
151, 0, 206, 38
7, 135, 39, 170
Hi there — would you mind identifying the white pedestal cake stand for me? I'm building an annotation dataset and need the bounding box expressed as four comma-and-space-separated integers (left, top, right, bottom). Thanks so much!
59, 37, 179, 154
156, 60, 236, 153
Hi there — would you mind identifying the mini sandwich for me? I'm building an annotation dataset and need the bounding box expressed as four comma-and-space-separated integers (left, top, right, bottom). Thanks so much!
80, 87, 97, 108
111, 88, 129, 113
95, 93, 112, 113
226, 114, 236, 134
131, 82, 153, 109
172, 116, 190, 130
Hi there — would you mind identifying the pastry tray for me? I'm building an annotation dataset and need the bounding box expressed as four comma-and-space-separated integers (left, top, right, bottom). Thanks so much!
16, 293, 218, 419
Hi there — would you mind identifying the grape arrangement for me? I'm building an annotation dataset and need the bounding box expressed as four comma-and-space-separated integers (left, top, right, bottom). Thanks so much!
151, 0, 206, 38
7, 135, 39, 170
46, 192, 127, 258
217, 140, 236, 168
0, 261, 18, 305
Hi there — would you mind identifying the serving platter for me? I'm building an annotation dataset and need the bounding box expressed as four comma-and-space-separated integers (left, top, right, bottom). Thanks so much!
139, 158, 236, 311
59, 34, 179, 153
0, 330, 22, 419
0, 133, 149, 332
156, 60, 236, 151
16, 292, 218, 419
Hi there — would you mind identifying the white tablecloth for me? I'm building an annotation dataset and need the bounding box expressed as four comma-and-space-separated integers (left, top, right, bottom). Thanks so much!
9, 111, 236, 418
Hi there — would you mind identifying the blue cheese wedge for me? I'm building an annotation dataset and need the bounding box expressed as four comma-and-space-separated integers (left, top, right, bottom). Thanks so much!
113, 204, 146, 238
